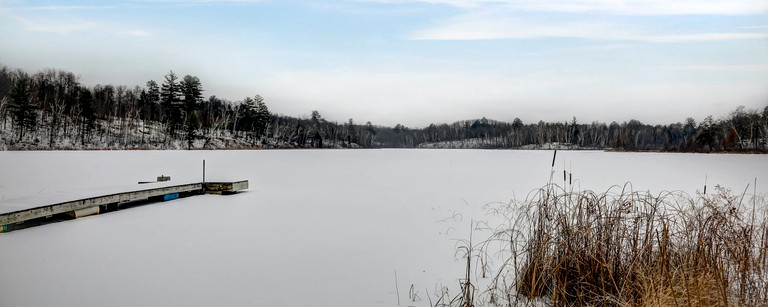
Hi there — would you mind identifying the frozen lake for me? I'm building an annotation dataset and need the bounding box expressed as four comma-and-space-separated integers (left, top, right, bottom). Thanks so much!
1, 150, 766, 306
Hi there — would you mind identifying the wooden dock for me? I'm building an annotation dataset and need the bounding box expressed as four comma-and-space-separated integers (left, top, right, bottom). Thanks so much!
0, 180, 248, 233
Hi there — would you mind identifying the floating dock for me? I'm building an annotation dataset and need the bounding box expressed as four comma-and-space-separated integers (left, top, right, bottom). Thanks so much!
0, 180, 248, 233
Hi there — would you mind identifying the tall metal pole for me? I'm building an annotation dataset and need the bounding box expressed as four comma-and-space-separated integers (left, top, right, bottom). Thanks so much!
202, 159, 206, 194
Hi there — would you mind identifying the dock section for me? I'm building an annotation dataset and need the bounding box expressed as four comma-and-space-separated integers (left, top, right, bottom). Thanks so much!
0, 180, 248, 233
204, 181, 249, 194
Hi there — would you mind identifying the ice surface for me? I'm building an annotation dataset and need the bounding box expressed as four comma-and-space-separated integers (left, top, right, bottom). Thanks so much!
0, 150, 766, 307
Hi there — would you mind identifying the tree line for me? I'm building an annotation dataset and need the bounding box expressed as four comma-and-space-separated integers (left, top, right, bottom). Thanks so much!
409, 112, 767, 152
0, 65, 766, 151
0, 66, 272, 149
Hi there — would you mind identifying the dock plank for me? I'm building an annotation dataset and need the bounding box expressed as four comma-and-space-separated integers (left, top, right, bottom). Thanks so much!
0, 182, 202, 225
0, 180, 248, 230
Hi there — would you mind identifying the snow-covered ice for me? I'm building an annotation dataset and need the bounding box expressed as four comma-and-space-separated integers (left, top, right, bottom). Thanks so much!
0, 150, 766, 307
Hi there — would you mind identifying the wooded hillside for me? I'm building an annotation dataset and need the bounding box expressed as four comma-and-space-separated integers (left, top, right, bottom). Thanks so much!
1, 65, 766, 151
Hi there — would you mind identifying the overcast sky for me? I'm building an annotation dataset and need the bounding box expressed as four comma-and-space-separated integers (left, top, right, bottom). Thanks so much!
1, 0, 767, 127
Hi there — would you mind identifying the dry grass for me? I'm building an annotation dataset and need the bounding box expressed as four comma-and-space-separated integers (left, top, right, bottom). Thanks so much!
472, 181, 768, 307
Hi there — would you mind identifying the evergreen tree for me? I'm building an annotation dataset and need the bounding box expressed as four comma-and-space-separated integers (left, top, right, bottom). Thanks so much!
512, 118, 523, 129
232, 95, 270, 144
180, 75, 203, 149
311, 110, 321, 122
254, 95, 270, 139
696, 116, 718, 152
140, 80, 160, 122
236, 97, 255, 133
160, 71, 182, 138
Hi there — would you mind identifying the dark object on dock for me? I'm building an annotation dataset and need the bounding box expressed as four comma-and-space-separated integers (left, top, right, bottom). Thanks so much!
0, 180, 248, 233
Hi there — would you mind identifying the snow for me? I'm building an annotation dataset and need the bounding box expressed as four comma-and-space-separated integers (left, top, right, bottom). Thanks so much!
0, 150, 766, 307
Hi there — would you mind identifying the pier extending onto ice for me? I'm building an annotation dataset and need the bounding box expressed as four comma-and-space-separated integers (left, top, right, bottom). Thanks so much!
0, 180, 248, 233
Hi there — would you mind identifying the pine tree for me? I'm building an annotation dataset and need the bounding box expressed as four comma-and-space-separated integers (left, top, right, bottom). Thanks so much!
254, 95, 270, 139
180, 75, 203, 149
160, 71, 182, 139
140, 80, 160, 122
235, 97, 257, 143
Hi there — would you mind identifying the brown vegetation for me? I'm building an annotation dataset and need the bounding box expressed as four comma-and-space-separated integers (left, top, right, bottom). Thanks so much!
473, 182, 768, 306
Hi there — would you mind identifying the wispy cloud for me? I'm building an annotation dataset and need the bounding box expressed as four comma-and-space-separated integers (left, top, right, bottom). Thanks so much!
408, 15, 768, 42
741, 25, 768, 29
579, 44, 635, 51
121, 29, 153, 37
638, 33, 768, 42
136, 0, 266, 4
0, 1, 264, 11
668, 65, 768, 72
408, 15, 628, 40
0, 4, 155, 37
370, 0, 768, 15
12, 16, 96, 34
0, 5, 114, 11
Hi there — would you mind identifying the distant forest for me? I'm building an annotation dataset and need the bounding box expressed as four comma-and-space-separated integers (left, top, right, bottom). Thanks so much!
0, 65, 766, 152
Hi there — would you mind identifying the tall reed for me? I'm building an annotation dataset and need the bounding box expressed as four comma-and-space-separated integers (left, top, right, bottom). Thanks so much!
473, 182, 768, 306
